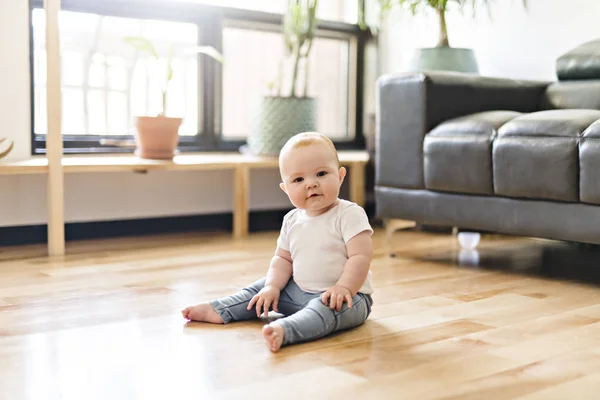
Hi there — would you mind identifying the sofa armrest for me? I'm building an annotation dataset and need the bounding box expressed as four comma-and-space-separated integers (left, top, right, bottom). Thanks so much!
375, 71, 550, 190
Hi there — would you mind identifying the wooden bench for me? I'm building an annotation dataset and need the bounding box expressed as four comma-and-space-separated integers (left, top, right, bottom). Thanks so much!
0, 151, 370, 256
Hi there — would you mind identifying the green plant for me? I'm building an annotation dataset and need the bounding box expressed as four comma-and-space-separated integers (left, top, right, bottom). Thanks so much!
272, 0, 318, 98
0, 138, 13, 159
123, 37, 224, 116
360, 0, 526, 47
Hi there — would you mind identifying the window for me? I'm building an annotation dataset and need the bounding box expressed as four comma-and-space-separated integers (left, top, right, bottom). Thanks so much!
222, 23, 355, 140
29, 0, 367, 154
32, 9, 200, 137
180, 0, 358, 24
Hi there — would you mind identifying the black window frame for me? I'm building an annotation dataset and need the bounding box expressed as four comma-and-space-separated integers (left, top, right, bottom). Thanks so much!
29, 0, 368, 155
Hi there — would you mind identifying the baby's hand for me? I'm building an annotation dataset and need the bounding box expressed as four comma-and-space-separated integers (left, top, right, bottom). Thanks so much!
248, 285, 281, 318
321, 285, 353, 311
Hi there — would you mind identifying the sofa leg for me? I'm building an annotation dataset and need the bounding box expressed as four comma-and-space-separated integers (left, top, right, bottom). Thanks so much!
385, 219, 417, 257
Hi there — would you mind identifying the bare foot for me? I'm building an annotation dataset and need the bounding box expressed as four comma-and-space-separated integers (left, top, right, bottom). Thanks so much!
181, 303, 224, 324
262, 323, 284, 352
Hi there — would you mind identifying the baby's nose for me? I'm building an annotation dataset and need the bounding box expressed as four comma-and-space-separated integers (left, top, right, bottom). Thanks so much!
306, 179, 318, 188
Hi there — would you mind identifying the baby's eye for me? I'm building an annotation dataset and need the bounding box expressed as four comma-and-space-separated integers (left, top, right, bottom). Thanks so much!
293, 177, 304, 183
317, 171, 327, 177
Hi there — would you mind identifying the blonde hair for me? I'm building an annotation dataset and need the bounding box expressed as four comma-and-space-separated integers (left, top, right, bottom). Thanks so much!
279, 132, 340, 167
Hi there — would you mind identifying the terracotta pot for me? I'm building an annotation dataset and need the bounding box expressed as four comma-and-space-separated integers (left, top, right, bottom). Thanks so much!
134, 116, 182, 160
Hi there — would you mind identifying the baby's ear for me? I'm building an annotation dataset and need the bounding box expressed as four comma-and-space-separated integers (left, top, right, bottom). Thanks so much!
279, 182, 287, 193
338, 166, 347, 182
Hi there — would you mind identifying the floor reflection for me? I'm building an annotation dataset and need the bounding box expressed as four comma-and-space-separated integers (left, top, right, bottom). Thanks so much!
421, 237, 600, 287
458, 249, 480, 266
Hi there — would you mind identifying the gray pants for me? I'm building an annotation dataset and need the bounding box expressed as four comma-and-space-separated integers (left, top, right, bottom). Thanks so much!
209, 277, 373, 347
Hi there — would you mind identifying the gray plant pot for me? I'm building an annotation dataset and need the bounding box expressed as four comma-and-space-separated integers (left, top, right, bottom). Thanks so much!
408, 47, 479, 74
247, 96, 317, 156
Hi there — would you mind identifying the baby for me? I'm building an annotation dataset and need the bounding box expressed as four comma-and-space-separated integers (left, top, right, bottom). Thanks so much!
182, 132, 374, 352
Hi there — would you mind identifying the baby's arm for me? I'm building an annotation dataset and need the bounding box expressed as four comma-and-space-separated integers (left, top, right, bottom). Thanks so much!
335, 230, 374, 295
248, 247, 292, 317
265, 247, 293, 290
248, 208, 295, 317
322, 230, 373, 311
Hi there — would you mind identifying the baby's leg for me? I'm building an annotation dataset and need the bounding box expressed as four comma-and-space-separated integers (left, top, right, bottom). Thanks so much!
263, 293, 373, 352
182, 277, 267, 324
261, 278, 304, 351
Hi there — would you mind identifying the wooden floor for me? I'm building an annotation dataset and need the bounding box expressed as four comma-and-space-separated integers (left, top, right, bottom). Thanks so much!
2, 228, 600, 399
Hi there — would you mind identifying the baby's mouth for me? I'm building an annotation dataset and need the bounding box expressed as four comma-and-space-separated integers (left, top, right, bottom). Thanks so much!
308, 193, 321, 199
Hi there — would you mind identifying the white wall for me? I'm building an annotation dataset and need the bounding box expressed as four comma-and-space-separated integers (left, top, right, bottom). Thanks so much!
0, 169, 290, 227
1, 0, 31, 163
0, 0, 291, 228
379, 0, 600, 81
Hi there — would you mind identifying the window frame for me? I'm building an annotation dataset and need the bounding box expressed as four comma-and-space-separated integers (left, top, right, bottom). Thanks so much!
29, 0, 368, 155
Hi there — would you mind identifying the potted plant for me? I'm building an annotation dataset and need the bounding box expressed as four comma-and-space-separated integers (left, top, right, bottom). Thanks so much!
0, 138, 13, 160
122, 37, 223, 159
360, 0, 526, 73
247, 0, 319, 156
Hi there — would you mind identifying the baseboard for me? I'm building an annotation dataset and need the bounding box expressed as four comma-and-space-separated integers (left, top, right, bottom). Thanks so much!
0, 200, 376, 247
0, 209, 290, 247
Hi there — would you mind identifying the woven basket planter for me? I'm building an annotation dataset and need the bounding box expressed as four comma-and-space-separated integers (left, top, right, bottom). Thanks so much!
247, 96, 317, 156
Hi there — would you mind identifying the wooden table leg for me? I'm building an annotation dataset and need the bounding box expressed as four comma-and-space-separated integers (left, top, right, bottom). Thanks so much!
385, 218, 416, 257
349, 162, 366, 207
47, 165, 65, 257
233, 165, 249, 238
46, 0, 65, 257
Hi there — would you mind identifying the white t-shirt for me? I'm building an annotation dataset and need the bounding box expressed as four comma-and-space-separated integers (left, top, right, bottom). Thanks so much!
276, 199, 374, 294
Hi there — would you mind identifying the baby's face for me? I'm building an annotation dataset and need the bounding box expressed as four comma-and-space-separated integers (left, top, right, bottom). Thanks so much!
279, 141, 346, 216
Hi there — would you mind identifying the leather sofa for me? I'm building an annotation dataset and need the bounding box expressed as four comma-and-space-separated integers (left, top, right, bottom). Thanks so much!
374, 39, 600, 245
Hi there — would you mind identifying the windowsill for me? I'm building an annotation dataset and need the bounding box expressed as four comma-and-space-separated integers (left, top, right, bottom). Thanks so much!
0, 150, 370, 175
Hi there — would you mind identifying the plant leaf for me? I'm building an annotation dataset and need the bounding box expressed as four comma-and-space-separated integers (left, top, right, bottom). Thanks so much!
123, 36, 159, 59
358, 0, 367, 30
167, 44, 173, 82
306, 0, 318, 40
192, 46, 225, 64
0, 138, 14, 159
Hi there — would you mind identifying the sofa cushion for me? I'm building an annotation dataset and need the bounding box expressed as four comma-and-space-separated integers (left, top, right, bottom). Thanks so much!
493, 110, 600, 202
583, 119, 600, 137
580, 119, 600, 204
540, 81, 600, 110
424, 111, 522, 195
497, 109, 600, 137
556, 39, 600, 81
